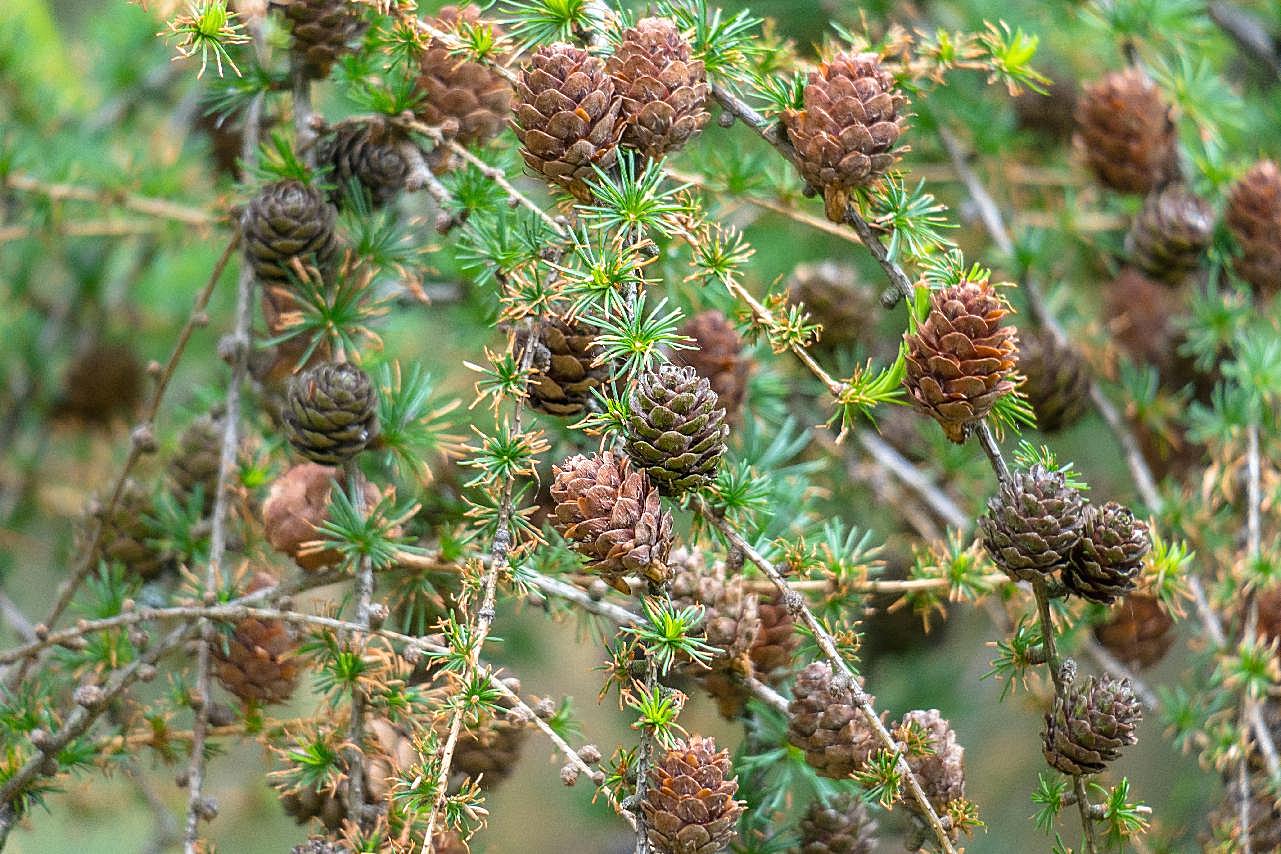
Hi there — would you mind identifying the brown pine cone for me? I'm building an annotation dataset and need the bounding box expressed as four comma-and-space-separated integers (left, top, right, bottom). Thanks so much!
783, 52, 908, 222
314, 120, 427, 208
1063, 501, 1150, 604
213, 572, 300, 705
606, 17, 710, 160
1017, 328, 1091, 434
550, 451, 674, 592
168, 411, 226, 515
903, 278, 1018, 443
512, 43, 624, 201
55, 341, 144, 426
798, 793, 877, 854
1093, 594, 1175, 670
451, 677, 531, 787
979, 464, 1087, 582
281, 0, 367, 79
278, 717, 417, 830
515, 317, 613, 417
415, 6, 512, 152
897, 709, 965, 816
1074, 68, 1178, 195
1225, 159, 1281, 298
750, 590, 799, 679
787, 261, 879, 355
1042, 675, 1141, 776
1126, 184, 1213, 285
671, 310, 750, 420
262, 463, 380, 572
788, 662, 880, 779
92, 479, 170, 581
641, 736, 744, 854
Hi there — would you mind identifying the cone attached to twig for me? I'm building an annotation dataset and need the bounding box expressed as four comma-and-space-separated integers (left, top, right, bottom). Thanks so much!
783, 52, 908, 222
799, 793, 878, 854
1074, 68, 1177, 195
550, 450, 673, 592
788, 662, 880, 779
263, 463, 379, 572
671, 310, 751, 420
1042, 674, 1140, 775
515, 317, 613, 417
1063, 501, 1150, 605
897, 709, 965, 816
168, 411, 226, 515
1017, 328, 1091, 434
1093, 594, 1174, 670
282, 0, 367, 79
314, 120, 427, 208
512, 42, 624, 200
979, 465, 1086, 582
606, 17, 710, 160
903, 277, 1018, 443
641, 735, 744, 854
415, 5, 512, 151
92, 479, 169, 581
751, 590, 800, 679
243, 180, 339, 292
1225, 159, 1281, 298
625, 364, 729, 497
283, 362, 379, 465
213, 572, 300, 705
1126, 184, 1213, 284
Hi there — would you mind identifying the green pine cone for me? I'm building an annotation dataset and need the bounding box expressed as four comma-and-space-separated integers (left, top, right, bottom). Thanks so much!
283, 362, 379, 465
625, 364, 728, 497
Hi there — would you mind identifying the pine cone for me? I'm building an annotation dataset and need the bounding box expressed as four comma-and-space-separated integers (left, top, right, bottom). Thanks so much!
512, 43, 624, 201
1258, 587, 1281, 652
1093, 594, 1175, 670
641, 736, 743, 854
787, 261, 879, 355
671, 310, 750, 420
415, 6, 512, 150
606, 17, 710, 160
452, 677, 531, 786
516, 317, 612, 417
979, 465, 1086, 582
783, 53, 908, 222
798, 793, 877, 854
788, 662, 880, 779
263, 463, 380, 572
1225, 159, 1281, 297
243, 180, 339, 292
282, 0, 367, 79
1063, 502, 1150, 604
283, 362, 379, 465
55, 342, 143, 425
1017, 328, 1091, 434
314, 120, 426, 208
1125, 185, 1213, 284
669, 549, 760, 719
1104, 266, 1193, 386
213, 572, 300, 705
168, 412, 225, 515
1042, 675, 1141, 776
625, 365, 729, 497
550, 451, 674, 592
93, 479, 169, 581
903, 278, 1018, 443
279, 717, 416, 830
1074, 69, 1178, 195
898, 709, 965, 816
751, 590, 799, 679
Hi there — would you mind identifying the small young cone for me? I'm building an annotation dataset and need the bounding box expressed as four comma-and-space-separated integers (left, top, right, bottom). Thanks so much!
550, 451, 674, 591
606, 17, 711, 160
1125, 184, 1213, 284
1063, 502, 1150, 604
641, 736, 744, 854
1093, 594, 1174, 670
512, 43, 624, 201
1042, 675, 1140, 775
1225, 159, 1281, 298
787, 662, 880, 779
799, 793, 878, 854
168, 412, 225, 515
1074, 69, 1178, 195
283, 362, 379, 465
415, 6, 512, 152
750, 590, 800, 679
243, 180, 338, 293
783, 52, 908, 222
979, 465, 1086, 582
515, 317, 613, 417
625, 365, 729, 497
1017, 328, 1091, 433
903, 277, 1018, 443
282, 0, 367, 79
213, 573, 300, 705
671, 310, 751, 420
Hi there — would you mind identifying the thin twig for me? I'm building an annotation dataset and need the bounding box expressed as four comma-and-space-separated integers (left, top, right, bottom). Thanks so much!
3, 173, 218, 227
344, 458, 376, 829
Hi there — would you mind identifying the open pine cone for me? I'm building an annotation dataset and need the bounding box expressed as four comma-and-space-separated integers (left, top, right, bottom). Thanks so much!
641, 736, 744, 854
1074, 68, 1178, 195
898, 709, 965, 818
515, 317, 613, 417
281, 0, 367, 79
314, 120, 426, 208
212, 572, 300, 706
787, 662, 880, 779
415, 5, 512, 152
606, 17, 710, 160
1017, 328, 1091, 434
1063, 501, 1150, 604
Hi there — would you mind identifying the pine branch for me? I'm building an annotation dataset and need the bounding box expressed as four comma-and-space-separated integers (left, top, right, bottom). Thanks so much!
1, 173, 219, 227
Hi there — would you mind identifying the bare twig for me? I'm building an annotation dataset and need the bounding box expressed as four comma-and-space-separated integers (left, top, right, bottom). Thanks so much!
3, 173, 218, 227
